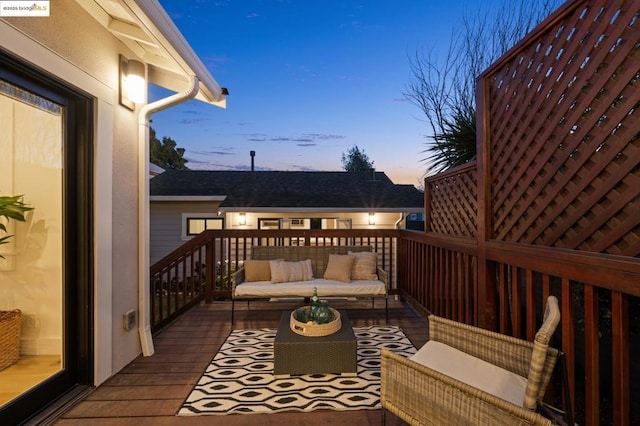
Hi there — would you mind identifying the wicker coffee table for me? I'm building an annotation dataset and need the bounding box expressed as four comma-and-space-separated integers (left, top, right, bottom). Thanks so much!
274, 310, 357, 377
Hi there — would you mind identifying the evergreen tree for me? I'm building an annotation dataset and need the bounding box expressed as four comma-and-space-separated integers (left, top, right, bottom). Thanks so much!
149, 127, 189, 170
341, 145, 374, 172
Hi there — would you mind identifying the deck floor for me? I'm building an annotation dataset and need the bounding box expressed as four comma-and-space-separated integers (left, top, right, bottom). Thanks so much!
54, 298, 428, 425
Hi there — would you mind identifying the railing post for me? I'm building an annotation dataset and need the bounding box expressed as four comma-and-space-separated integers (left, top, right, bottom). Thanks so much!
476, 69, 496, 331
423, 177, 431, 233
612, 291, 629, 426
205, 236, 214, 303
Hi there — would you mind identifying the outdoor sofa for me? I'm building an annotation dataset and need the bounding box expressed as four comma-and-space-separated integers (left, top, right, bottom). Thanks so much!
231, 245, 388, 323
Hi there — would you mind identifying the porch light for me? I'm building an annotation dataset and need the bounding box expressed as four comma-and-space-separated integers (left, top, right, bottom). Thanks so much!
238, 212, 246, 225
119, 55, 146, 109
369, 212, 376, 225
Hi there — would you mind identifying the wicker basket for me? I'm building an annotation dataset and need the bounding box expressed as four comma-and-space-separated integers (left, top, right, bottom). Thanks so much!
0, 309, 21, 371
290, 307, 341, 337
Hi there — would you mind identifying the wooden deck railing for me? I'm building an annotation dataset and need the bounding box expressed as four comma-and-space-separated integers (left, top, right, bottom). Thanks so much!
149, 231, 210, 332
396, 231, 639, 425
151, 227, 638, 424
483, 240, 640, 425
150, 229, 400, 331
397, 231, 478, 324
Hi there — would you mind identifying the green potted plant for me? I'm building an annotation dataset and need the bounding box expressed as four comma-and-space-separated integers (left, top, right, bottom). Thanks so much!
0, 195, 32, 370
0, 195, 33, 257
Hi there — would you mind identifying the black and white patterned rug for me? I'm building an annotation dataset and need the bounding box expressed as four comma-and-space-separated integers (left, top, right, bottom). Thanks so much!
178, 325, 416, 416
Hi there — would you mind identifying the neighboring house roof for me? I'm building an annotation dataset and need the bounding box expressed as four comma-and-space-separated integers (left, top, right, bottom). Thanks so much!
150, 170, 424, 211
78, 0, 227, 107
149, 163, 165, 176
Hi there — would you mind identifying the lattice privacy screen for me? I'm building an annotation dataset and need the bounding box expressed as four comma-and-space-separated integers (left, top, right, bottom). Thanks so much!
427, 164, 477, 237
484, 1, 639, 256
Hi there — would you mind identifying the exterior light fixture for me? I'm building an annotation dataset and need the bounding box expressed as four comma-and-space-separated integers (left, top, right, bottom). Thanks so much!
119, 55, 145, 110
238, 212, 246, 225
369, 212, 376, 225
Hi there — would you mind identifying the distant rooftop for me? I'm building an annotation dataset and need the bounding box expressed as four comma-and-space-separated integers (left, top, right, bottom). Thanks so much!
150, 170, 423, 211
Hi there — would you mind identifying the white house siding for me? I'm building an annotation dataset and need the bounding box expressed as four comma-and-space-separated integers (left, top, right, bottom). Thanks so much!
150, 209, 409, 265
2, 2, 145, 384
150, 201, 221, 264
232, 211, 405, 230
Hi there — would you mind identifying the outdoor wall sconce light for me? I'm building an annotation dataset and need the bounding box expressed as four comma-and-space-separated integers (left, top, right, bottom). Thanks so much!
119, 55, 146, 110
369, 212, 376, 225
238, 212, 246, 225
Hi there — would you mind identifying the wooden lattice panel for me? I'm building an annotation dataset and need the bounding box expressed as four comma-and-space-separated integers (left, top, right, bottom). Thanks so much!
427, 163, 477, 237
484, 0, 640, 256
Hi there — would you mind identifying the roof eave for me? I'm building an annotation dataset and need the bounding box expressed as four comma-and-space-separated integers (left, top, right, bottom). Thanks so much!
150, 195, 226, 202
78, 0, 227, 108
129, 0, 226, 107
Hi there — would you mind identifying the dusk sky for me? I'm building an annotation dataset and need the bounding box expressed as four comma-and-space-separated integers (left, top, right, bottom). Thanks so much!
150, 0, 551, 186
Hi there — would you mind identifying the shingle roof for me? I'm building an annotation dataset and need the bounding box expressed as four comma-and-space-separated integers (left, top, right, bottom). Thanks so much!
150, 170, 423, 210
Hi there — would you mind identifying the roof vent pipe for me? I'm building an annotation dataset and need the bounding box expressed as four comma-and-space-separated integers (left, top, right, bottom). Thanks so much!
250, 150, 255, 171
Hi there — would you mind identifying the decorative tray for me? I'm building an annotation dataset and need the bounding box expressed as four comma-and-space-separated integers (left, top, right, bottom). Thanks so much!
289, 306, 341, 337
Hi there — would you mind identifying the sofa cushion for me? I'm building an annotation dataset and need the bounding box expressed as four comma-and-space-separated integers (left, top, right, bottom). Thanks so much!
323, 254, 355, 282
348, 251, 378, 280
410, 341, 527, 407
270, 259, 313, 283
244, 259, 273, 282
234, 278, 386, 298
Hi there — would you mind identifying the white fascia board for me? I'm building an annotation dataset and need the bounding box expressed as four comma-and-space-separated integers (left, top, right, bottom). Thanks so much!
120, 0, 227, 107
150, 196, 226, 202
223, 207, 424, 213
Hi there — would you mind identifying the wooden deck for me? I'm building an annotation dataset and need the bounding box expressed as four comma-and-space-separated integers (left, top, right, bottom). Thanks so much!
54, 298, 428, 425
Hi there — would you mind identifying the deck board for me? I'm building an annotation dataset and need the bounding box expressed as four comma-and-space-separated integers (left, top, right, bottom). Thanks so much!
55, 298, 427, 425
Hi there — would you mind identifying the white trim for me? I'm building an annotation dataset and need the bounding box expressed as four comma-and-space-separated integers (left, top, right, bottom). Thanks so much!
0, 19, 115, 387
75, 0, 227, 107
221, 207, 424, 213
0, 21, 113, 102
120, 0, 227, 107
150, 195, 226, 202
94, 99, 114, 386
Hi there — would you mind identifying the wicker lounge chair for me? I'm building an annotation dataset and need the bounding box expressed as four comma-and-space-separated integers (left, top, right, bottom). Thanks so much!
381, 296, 562, 426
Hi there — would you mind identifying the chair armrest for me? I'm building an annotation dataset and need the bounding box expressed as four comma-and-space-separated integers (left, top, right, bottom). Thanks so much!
380, 349, 552, 426
231, 267, 245, 294
376, 266, 389, 290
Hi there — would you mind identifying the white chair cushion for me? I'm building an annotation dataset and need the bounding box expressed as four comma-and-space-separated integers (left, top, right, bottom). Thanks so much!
410, 341, 527, 407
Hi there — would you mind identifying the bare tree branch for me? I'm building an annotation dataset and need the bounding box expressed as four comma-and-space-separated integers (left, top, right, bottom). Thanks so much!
407, 0, 562, 174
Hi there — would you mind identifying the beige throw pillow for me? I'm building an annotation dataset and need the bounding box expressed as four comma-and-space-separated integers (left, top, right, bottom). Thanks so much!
243, 259, 272, 282
348, 251, 378, 280
270, 259, 314, 283
323, 254, 355, 283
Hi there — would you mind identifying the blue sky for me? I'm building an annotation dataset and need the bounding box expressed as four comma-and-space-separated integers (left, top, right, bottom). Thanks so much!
150, 1, 498, 186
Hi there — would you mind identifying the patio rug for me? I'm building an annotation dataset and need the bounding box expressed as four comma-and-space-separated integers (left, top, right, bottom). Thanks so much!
177, 325, 416, 416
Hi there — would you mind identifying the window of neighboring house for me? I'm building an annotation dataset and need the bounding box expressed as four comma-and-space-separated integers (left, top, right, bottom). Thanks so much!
280, 218, 308, 229
258, 218, 280, 229
183, 215, 224, 237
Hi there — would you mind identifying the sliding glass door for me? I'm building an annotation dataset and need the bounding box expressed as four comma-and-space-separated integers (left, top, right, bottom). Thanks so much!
0, 53, 93, 424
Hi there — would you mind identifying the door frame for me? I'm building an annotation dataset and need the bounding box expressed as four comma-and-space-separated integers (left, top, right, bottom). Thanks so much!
0, 50, 94, 424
